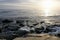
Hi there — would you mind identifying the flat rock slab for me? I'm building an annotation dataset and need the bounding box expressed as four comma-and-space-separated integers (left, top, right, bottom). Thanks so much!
14, 34, 60, 40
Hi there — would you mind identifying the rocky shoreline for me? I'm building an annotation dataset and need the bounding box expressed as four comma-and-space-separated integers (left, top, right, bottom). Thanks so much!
0, 17, 60, 40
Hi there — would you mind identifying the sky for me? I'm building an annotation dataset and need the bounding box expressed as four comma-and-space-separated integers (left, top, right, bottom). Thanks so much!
0, 0, 60, 17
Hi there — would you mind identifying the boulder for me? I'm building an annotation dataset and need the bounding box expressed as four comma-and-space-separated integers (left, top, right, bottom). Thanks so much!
35, 27, 44, 34
2, 19, 13, 24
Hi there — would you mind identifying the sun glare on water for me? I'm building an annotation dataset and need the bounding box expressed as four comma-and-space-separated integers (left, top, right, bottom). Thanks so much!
42, 0, 53, 16
41, 0, 54, 16
36, 0, 58, 16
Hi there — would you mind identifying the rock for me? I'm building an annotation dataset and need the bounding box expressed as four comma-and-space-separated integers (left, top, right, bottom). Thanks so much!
2, 24, 20, 32
56, 34, 60, 37
19, 24, 25, 27
40, 21, 45, 24
30, 30, 35, 33
30, 27, 35, 33
15, 30, 29, 37
16, 20, 24, 24
2, 19, 13, 24
35, 27, 44, 34
33, 23, 39, 26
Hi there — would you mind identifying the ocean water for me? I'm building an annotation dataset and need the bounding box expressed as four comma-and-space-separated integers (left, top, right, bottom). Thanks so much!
0, 8, 60, 27
0, 8, 60, 23
0, 8, 39, 18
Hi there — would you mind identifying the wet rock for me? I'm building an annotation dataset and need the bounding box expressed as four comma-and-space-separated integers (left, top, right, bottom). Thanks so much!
33, 23, 39, 26
30, 30, 35, 33
44, 28, 56, 33
2, 19, 13, 24
16, 20, 24, 24
15, 30, 29, 37
30, 27, 35, 33
40, 21, 45, 24
56, 34, 60, 37
2, 25, 20, 32
19, 24, 25, 27
0, 30, 29, 40
35, 27, 44, 34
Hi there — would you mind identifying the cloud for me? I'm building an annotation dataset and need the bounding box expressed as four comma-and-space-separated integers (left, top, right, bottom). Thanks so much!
0, 0, 31, 3
0, 0, 38, 8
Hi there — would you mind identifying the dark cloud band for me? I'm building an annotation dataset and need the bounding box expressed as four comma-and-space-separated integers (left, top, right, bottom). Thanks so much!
0, 0, 29, 3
